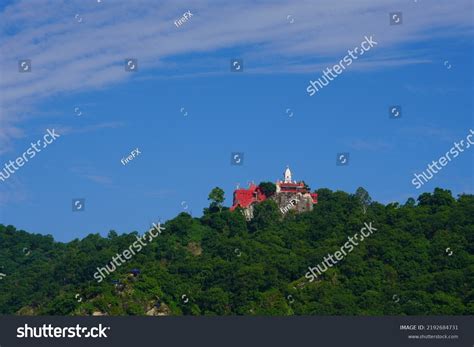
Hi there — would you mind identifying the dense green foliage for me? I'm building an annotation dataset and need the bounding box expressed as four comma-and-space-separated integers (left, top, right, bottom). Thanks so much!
208, 187, 225, 212
0, 187, 472, 316
258, 182, 276, 197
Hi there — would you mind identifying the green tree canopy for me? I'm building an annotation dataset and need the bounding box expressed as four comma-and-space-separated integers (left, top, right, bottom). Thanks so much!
258, 182, 276, 197
0, 187, 471, 317
208, 187, 225, 211
355, 187, 372, 207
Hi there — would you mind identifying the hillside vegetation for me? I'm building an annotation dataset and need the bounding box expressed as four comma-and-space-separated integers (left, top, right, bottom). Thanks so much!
0, 187, 472, 315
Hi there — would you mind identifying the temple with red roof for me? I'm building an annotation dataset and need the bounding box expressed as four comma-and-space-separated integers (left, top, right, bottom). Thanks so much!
230, 167, 318, 220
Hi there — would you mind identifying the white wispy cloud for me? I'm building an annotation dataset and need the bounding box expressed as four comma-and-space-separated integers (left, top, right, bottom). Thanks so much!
398, 124, 456, 142
0, 0, 472, 151
70, 166, 113, 186
82, 174, 113, 185
350, 139, 393, 152
53, 121, 125, 136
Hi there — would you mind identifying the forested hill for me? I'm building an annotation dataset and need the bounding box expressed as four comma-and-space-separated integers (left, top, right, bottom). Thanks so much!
0, 187, 473, 316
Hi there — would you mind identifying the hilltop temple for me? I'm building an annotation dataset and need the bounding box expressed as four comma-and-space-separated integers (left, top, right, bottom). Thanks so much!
230, 167, 318, 220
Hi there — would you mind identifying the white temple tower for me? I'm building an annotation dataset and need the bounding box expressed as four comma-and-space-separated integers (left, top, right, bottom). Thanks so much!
284, 166, 292, 183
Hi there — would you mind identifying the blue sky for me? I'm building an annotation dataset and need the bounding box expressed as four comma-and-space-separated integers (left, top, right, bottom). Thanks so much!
0, 0, 473, 242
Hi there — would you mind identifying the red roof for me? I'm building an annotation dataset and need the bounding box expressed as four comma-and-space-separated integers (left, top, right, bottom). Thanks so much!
230, 182, 318, 212
278, 182, 305, 187
230, 184, 267, 211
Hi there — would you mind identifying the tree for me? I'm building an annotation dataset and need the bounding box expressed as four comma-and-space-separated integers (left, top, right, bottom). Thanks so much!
208, 187, 225, 212
258, 182, 276, 197
417, 188, 455, 207
301, 181, 311, 192
355, 187, 371, 206
107, 230, 118, 239
251, 200, 280, 231
354, 187, 371, 214
405, 198, 416, 207
0, 187, 471, 316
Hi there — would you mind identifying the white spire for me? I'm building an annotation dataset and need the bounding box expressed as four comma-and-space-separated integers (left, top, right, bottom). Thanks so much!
284, 166, 292, 183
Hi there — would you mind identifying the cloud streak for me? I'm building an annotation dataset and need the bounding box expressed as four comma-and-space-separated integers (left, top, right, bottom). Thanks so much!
0, 0, 473, 151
